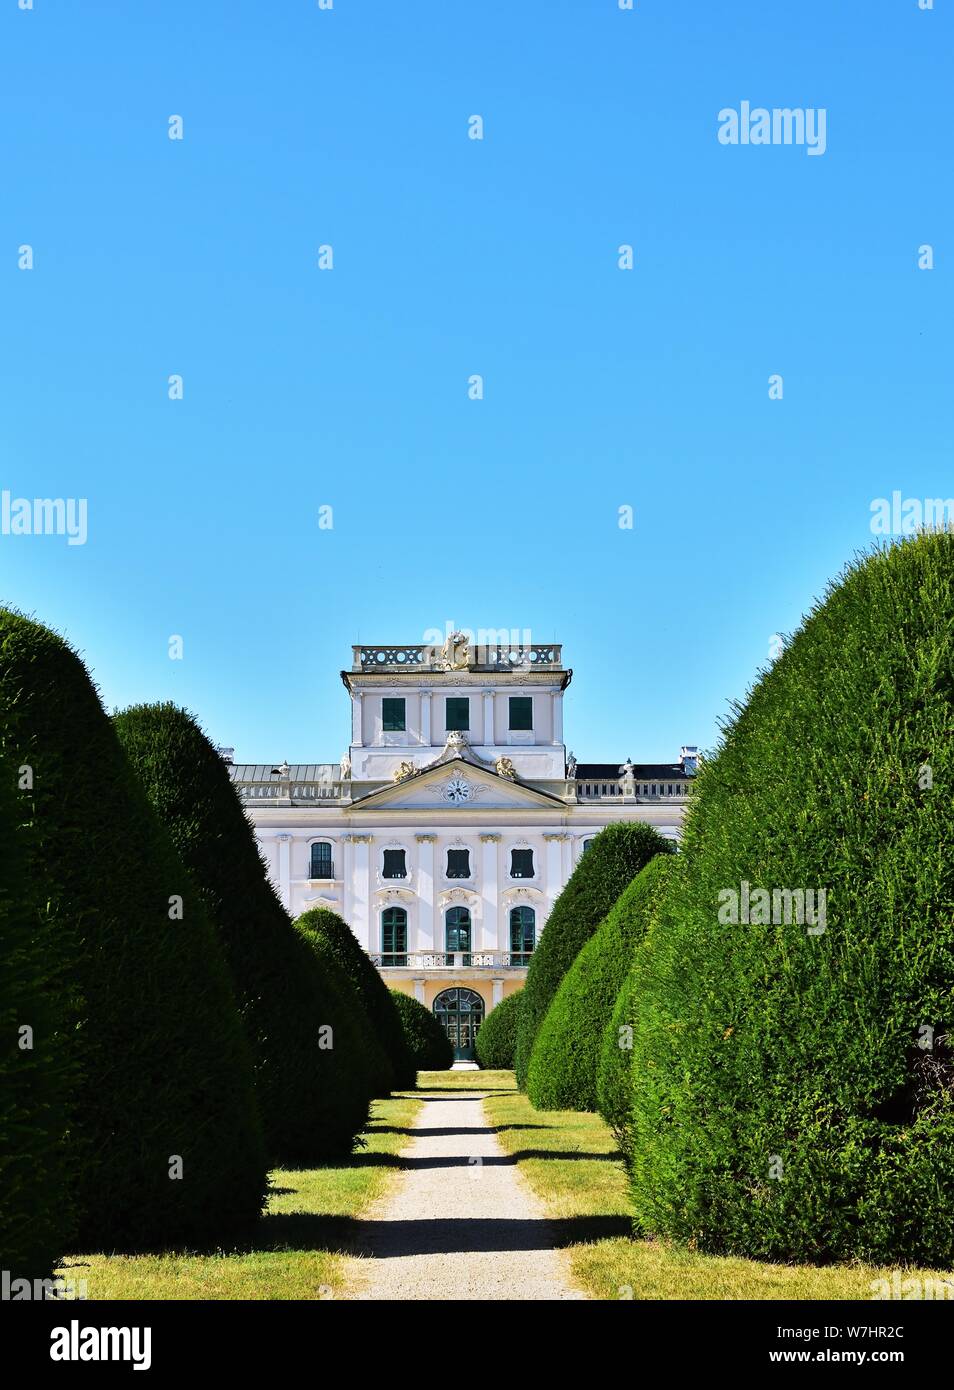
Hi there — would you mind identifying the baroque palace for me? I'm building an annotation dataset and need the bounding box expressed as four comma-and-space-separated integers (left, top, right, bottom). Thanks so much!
230, 635, 696, 1060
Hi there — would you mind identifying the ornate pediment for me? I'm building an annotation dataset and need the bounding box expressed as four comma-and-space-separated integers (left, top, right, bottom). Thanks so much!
348, 757, 568, 811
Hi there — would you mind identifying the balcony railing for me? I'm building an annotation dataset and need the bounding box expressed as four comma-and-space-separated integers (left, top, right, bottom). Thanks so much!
352, 644, 563, 672
575, 781, 690, 801
371, 951, 531, 971
235, 779, 343, 804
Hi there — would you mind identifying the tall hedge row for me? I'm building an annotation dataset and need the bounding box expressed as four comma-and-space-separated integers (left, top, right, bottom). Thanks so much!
528, 853, 674, 1112
629, 533, 954, 1264
0, 612, 266, 1252
295, 914, 394, 1098
295, 908, 416, 1090
113, 703, 370, 1163
515, 822, 674, 1091
0, 744, 73, 1279
474, 990, 522, 1070
390, 990, 454, 1071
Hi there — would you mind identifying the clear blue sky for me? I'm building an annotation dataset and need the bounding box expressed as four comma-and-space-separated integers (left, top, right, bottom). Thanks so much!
2, 1, 951, 763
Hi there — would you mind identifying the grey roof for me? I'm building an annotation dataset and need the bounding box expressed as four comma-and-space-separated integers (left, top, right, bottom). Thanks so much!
575, 763, 691, 780
229, 764, 338, 781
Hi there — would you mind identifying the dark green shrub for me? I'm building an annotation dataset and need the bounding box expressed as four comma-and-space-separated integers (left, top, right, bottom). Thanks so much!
598, 962, 639, 1161
515, 823, 674, 1090
630, 533, 954, 1264
529, 854, 674, 1112
0, 613, 266, 1252
114, 703, 370, 1163
596, 860, 678, 1159
0, 745, 73, 1279
475, 990, 522, 1070
295, 908, 415, 1090
295, 918, 393, 1099
390, 990, 453, 1071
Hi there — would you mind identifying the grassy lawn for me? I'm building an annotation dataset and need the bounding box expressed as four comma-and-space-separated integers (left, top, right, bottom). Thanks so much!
61, 1092, 422, 1300
481, 1075, 954, 1301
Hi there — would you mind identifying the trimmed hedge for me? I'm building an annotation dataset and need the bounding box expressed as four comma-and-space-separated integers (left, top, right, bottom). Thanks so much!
114, 703, 371, 1163
596, 860, 679, 1157
0, 745, 73, 1279
515, 822, 675, 1091
529, 854, 674, 1112
295, 918, 393, 1100
475, 990, 522, 1070
0, 613, 266, 1252
390, 991, 454, 1071
295, 908, 415, 1090
630, 533, 954, 1264
598, 960, 639, 1161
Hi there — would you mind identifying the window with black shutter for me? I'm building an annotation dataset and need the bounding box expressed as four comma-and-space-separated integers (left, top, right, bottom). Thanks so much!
510, 848, 534, 879
382, 849, 407, 879
446, 849, 470, 879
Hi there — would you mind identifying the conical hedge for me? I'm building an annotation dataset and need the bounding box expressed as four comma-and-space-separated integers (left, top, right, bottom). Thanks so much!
475, 990, 522, 1070
515, 822, 674, 1091
595, 858, 679, 1159
390, 990, 453, 1071
294, 918, 392, 1101
0, 612, 266, 1252
528, 852, 674, 1112
0, 744, 73, 1279
597, 957, 639, 1161
629, 533, 954, 1264
113, 703, 370, 1163
295, 908, 416, 1090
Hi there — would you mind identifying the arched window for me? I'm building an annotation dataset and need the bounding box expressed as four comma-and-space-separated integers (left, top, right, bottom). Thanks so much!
310, 840, 333, 879
433, 987, 485, 1062
445, 906, 471, 966
509, 906, 535, 966
381, 906, 407, 967
581, 838, 595, 856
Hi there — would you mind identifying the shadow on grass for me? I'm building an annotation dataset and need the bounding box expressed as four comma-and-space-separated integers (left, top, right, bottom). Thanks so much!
247, 1209, 633, 1258
412, 1085, 516, 1094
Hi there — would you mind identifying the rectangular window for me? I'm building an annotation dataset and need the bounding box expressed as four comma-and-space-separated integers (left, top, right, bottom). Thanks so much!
445, 697, 469, 731
382, 849, 407, 879
510, 909, 535, 965
510, 848, 534, 879
446, 848, 471, 879
508, 696, 533, 731
310, 842, 333, 879
382, 697, 406, 732
381, 910, 407, 966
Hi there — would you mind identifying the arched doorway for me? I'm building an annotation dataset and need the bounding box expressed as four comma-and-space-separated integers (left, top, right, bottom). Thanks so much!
433, 987, 485, 1062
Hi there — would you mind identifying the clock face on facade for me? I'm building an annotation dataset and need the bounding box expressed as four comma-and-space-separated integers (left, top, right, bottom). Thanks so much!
444, 776, 472, 804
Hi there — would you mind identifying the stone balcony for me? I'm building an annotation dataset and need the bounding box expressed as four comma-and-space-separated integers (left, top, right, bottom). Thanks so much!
370, 951, 531, 971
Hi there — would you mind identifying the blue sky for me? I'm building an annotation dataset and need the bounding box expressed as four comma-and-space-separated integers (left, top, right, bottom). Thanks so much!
2, 0, 951, 763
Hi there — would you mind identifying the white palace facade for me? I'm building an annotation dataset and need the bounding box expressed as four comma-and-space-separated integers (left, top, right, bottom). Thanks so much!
229, 636, 696, 1060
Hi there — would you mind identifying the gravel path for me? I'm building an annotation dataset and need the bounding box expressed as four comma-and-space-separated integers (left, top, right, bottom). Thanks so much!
349, 1090, 584, 1301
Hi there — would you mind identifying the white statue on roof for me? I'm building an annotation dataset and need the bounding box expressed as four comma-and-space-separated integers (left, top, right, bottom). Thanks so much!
438, 631, 471, 671
566, 751, 577, 779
